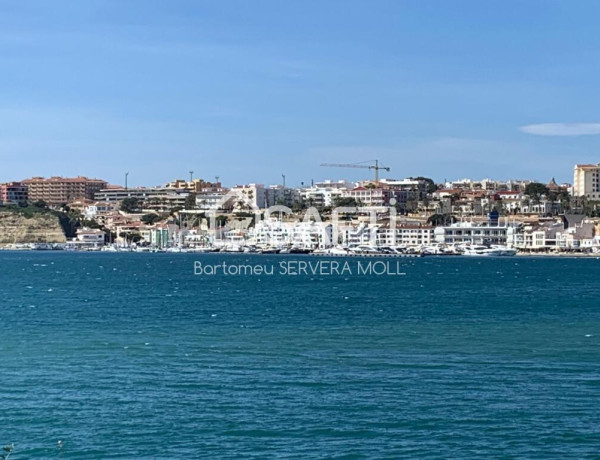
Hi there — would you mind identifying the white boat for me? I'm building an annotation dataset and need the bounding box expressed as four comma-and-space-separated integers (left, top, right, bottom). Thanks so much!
348, 244, 379, 254
312, 246, 349, 255
462, 244, 516, 256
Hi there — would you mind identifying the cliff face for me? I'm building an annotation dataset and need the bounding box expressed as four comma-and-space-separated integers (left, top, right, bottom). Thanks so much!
0, 210, 67, 244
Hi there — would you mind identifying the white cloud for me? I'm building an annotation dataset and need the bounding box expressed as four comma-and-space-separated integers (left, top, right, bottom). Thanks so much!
519, 123, 600, 136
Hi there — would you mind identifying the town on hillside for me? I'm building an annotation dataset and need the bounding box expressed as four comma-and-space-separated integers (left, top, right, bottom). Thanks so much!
0, 163, 599, 254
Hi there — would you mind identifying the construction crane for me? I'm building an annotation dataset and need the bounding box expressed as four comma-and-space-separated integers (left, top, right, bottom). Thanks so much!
320, 160, 390, 185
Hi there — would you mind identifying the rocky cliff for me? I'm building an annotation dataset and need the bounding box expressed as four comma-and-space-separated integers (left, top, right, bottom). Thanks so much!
0, 210, 67, 244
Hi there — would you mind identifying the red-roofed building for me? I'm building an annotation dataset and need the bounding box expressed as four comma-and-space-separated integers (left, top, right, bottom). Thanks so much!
21, 176, 108, 205
0, 182, 28, 204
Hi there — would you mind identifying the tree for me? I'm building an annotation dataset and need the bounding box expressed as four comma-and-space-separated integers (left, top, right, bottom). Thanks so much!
524, 183, 549, 202
141, 213, 160, 225
120, 197, 142, 213
427, 213, 456, 226
410, 177, 438, 194
170, 206, 183, 216
184, 192, 197, 210
332, 197, 359, 208
119, 231, 142, 244
33, 199, 47, 208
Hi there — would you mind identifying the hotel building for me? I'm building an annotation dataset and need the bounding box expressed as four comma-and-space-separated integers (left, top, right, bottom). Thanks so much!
22, 176, 108, 205
573, 163, 600, 199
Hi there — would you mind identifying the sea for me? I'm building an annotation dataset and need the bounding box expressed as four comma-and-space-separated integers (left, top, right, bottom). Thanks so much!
1, 252, 600, 458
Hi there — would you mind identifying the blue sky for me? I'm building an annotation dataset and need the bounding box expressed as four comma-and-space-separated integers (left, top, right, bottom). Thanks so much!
1, 0, 599, 187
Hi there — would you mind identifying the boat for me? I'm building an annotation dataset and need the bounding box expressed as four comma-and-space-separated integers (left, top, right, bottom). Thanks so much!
259, 247, 280, 254
462, 244, 516, 256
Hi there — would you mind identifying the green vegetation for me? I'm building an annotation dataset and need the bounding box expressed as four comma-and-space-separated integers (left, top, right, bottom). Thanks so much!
410, 176, 438, 194
332, 197, 360, 208
120, 197, 142, 213
141, 213, 161, 225
524, 182, 549, 202
3, 204, 81, 238
184, 192, 197, 210
427, 213, 457, 226
119, 231, 142, 243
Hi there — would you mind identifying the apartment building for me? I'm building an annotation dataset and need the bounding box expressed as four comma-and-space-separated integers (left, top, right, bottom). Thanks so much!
22, 176, 108, 205
0, 182, 28, 204
341, 187, 389, 207
573, 163, 600, 198
231, 184, 268, 209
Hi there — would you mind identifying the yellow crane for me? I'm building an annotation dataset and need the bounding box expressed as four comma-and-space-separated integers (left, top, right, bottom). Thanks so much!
320, 160, 390, 186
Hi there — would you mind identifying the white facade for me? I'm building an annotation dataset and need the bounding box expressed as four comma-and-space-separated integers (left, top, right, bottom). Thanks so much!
247, 219, 332, 249
434, 222, 510, 245
232, 184, 268, 209
300, 186, 345, 208
573, 163, 600, 199
195, 189, 231, 211
341, 188, 388, 207
84, 202, 120, 218
266, 185, 301, 207
76, 229, 105, 243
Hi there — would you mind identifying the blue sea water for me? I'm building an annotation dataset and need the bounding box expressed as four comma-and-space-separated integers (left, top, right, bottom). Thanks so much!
1, 252, 600, 458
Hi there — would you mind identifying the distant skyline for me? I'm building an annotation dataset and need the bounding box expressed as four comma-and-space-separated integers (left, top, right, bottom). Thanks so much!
1, 0, 599, 187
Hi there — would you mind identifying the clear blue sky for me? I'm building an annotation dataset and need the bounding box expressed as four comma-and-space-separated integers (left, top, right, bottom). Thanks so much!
1, 0, 599, 187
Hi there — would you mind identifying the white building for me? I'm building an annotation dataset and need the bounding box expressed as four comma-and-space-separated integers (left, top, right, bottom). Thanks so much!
341, 187, 389, 207
573, 163, 600, 199
266, 185, 301, 208
300, 186, 345, 208
232, 184, 268, 209
434, 222, 511, 245
195, 188, 232, 211
84, 202, 120, 218
76, 228, 106, 244
247, 219, 332, 249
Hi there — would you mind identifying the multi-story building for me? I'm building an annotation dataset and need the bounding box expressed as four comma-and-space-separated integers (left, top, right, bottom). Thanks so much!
341, 187, 390, 207
84, 202, 121, 219
22, 176, 108, 205
164, 178, 222, 193
0, 182, 28, 205
314, 180, 354, 189
231, 184, 268, 209
434, 222, 510, 245
300, 183, 348, 208
94, 186, 191, 212
573, 163, 600, 199
444, 178, 532, 192
266, 185, 301, 208
195, 187, 232, 211
95, 187, 163, 202
374, 225, 435, 246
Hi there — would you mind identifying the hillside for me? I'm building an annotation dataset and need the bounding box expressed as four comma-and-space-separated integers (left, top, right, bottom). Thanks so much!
0, 208, 67, 244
